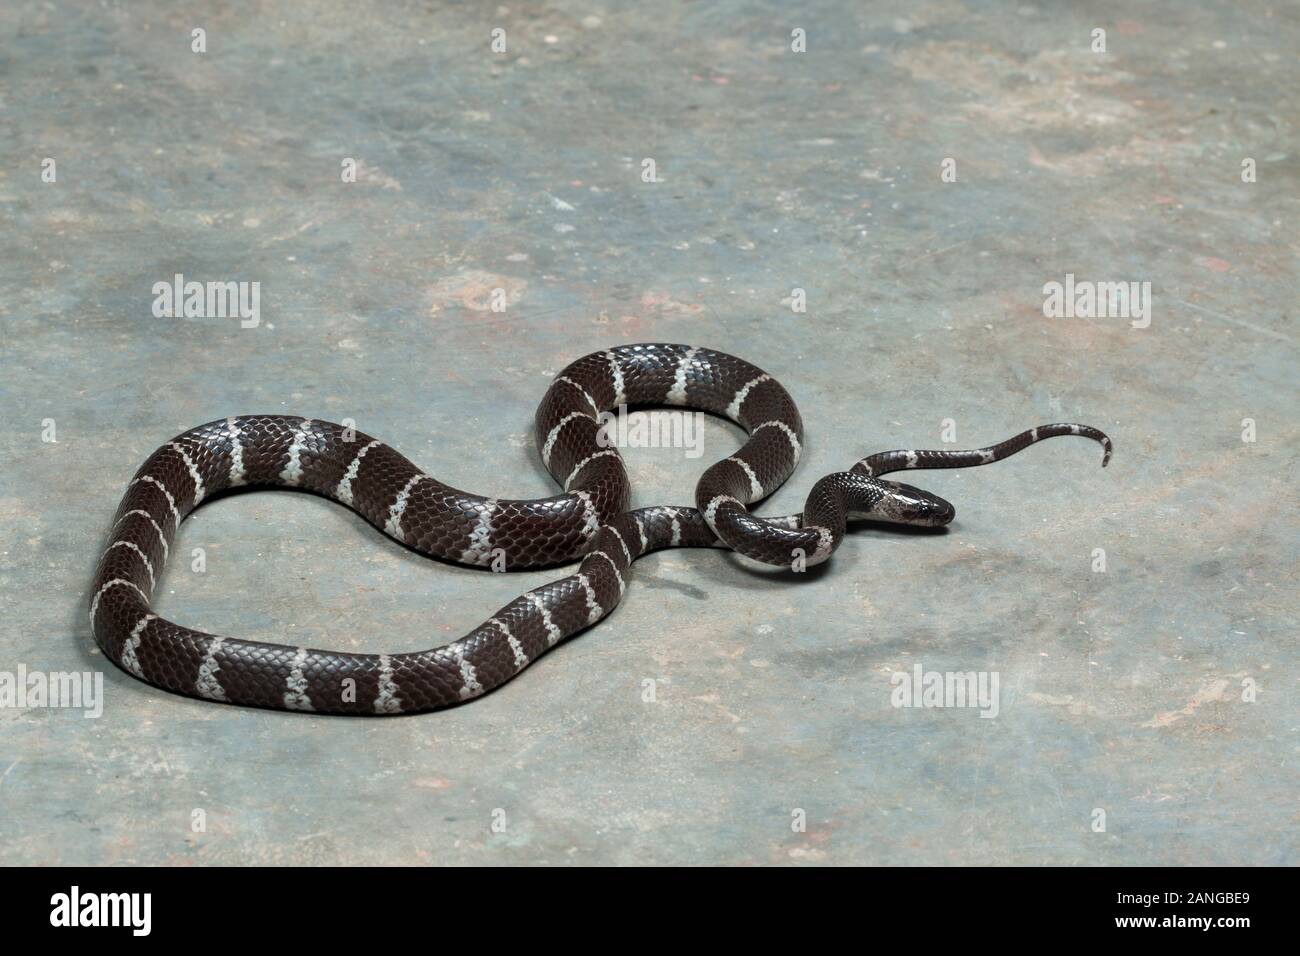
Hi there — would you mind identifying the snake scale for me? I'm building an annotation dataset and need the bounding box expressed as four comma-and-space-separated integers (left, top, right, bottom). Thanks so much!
89, 343, 1112, 714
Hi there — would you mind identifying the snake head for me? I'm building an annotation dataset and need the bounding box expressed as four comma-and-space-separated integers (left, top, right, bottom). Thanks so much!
849, 479, 955, 528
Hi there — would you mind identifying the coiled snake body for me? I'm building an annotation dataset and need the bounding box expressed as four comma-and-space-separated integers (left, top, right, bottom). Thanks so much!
90, 344, 1111, 714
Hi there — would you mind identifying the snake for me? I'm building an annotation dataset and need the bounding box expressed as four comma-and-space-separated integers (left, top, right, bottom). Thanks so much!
89, 343, 1112, 714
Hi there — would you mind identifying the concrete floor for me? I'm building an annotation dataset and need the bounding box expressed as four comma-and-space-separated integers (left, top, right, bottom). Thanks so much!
1, 1, 1296, 865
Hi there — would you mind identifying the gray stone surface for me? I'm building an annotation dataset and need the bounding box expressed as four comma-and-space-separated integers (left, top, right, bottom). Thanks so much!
1, 1, 1295, 865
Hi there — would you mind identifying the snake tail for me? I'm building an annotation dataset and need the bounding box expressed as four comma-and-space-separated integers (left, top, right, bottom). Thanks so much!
851, 423, 1112, 478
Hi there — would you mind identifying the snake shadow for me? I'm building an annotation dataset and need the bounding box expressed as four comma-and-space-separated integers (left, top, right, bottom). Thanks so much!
706, 519, 952, 586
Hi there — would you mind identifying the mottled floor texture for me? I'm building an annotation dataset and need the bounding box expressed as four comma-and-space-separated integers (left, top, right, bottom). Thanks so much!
1, 0, 1296, 865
